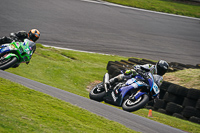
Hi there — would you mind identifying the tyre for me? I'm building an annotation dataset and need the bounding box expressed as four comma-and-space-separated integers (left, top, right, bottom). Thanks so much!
106, 61, 115, 70
163, 92, 184, 105
189, 116, 200, 124
187, 89, 200, 100
167, 84, 188, 97
166, 102, 183, 114
182, 106, 196, 118
173, 113, 186, 120
147, 100, 154, 106
195, 109, 200, 118
122, 94, 149, 112
196, 99, 200, 110
182, 98, 197, 107
154, 99, 167, 109
163, 92, 177, 102
89, 82, 106, 102
157, 108, 167, 114
0, 56, 18, 70
160, 81, 172, 91
128, 58, 141, 64
159, 89, 166, 99
111, 69, 122, 78
107, 65, 120, 77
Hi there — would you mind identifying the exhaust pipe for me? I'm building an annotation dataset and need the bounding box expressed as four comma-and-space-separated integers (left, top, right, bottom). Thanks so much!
103, 73, 109, 92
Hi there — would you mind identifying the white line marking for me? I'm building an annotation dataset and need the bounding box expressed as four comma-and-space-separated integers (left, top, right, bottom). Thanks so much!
42, 44, 111, 55
81, 0, 200, 20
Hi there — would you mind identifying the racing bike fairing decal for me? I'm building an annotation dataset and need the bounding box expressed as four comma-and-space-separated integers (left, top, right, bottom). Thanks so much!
118, 84, 135, 105
147, 73, 154, 91
0, 47, 10, 53
135, 91, 146, 100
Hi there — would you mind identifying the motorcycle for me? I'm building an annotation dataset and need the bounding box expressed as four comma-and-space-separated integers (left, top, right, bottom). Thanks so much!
89, 70, 160, 112
0, 40, 32, 70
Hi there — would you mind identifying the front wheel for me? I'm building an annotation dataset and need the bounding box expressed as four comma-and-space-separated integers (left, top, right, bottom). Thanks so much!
0, 56, 18, 70
89, 82, 106, 102
122, 94, 149, 112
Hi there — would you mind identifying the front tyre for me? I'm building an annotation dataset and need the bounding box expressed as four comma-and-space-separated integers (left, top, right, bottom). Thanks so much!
122, 94, 149, 112
0, 56, 18, 70
89, 82, 106, 102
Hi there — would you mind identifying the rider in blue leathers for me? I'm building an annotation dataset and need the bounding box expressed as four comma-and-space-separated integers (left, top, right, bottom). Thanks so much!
105, 60, 169, 99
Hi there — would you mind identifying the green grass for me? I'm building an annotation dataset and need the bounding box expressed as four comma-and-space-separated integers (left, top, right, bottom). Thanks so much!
104, 0, 200, 18
0, 77, 137, 133
3, 44, 200, 132
133, 109, 200, 133
7, 44, 128, 98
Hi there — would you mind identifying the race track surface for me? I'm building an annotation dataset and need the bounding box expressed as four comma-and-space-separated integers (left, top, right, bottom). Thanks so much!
0, 0, 200, 65
0, 70, 186, 133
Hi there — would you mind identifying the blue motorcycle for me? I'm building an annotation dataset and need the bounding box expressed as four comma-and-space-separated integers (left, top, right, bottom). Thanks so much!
89, 70, 160, 112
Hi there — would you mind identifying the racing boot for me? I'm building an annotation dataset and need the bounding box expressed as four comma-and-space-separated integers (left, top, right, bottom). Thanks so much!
104, 77, 119, 90
0, 36, 12, 45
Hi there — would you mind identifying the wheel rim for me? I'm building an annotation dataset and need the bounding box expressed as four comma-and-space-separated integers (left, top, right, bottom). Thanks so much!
0, 56, 12, 65
93, 84, 105, 94
125, 97, 142, 106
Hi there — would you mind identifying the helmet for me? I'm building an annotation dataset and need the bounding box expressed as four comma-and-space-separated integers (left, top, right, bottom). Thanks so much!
156, 60, 169, 76
28, 29, 40, 42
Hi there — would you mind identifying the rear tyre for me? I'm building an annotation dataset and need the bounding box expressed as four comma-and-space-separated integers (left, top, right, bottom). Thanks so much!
0, 56, 18, 70
122, 94, 149, 112
89, 82, 106, 102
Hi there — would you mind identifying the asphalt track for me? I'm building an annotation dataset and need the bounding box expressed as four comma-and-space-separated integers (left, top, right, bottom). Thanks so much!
0, 0, 200, 65
0, 70, 186, 133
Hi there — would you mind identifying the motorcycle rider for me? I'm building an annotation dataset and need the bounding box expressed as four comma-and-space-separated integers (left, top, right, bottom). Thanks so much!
0, 29, 40, 67
105, 60, 169, 98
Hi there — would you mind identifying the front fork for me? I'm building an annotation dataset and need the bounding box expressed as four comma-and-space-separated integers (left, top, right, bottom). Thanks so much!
130, 90, 146, 101
103, 73, 110, 92
4, 53, 18, 59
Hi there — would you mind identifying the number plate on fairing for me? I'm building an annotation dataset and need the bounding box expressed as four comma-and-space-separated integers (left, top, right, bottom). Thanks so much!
152, 83, 160, 94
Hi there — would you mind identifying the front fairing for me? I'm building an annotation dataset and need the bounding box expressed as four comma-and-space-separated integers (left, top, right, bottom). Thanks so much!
104, 72, 156, 106
0, 41, 31, 62
104, 77, 146, 106
0, 43, 16, 53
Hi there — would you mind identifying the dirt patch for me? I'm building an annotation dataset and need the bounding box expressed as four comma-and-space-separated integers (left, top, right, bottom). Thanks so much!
86, 80, 102, 92
163, 75, 181, 85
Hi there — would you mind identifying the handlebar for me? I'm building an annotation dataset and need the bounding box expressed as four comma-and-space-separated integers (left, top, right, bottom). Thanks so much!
134, 69, 149, 84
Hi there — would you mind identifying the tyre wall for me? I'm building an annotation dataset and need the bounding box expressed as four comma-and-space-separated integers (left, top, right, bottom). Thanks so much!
106, 58, 200, 124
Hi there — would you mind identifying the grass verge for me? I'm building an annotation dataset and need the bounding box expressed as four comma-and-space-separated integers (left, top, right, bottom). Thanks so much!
164, 69, 200, 89
0, 77, 137, 133
3, 44, 200, 132
104, 0, 200, 18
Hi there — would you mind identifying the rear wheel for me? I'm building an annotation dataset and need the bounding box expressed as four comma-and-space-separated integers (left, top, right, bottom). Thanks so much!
0, 56, 18, 70
122, 94, 149, 112
89, 82, 106, 102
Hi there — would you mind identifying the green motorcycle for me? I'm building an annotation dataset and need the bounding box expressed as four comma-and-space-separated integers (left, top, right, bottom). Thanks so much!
0, 40, 32, 70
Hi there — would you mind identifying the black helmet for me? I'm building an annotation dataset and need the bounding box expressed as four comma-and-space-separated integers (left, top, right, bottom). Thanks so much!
28, 29, 40, 42
156, 60, 169, 76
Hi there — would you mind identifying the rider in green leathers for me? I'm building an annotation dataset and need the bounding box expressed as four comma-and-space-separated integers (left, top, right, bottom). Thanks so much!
0, 29, 40, 67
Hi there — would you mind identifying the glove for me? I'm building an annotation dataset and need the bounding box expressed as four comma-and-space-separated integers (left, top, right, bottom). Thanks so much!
15, 31, 28, 42
125, 69, 137, 76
